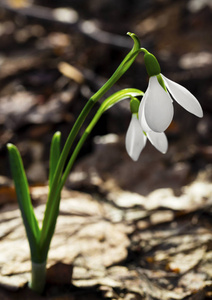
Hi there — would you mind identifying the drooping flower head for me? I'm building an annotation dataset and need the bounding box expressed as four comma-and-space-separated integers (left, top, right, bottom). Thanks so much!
139, 50, 203, 133
125, 97, 168, 161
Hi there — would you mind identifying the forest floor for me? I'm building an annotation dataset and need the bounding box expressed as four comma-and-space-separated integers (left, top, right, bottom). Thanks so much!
0, 0, 212, 299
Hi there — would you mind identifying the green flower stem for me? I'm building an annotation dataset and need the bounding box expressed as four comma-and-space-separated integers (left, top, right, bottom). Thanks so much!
59, 122, 97, 190
39, 89, 143, 262
59, 89, 144, 194
29, 261, 47, 294
46, 32, 141, 200
49, 112, 104, 213
140, 48, 148, 54
39, 33, 141, 255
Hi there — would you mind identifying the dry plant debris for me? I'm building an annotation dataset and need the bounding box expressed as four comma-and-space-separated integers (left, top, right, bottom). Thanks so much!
0, 176, 212, 299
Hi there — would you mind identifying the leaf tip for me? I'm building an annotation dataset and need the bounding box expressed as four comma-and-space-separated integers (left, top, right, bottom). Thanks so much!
7, 143, 14, 151
55, 131, 61, 137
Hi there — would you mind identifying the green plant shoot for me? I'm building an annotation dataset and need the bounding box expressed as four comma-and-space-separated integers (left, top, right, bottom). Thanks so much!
7, 31, 203, 294
7, 32, 143, 294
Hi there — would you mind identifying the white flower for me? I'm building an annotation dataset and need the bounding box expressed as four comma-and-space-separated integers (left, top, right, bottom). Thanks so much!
139, 75, 203, 133
125, 114, 168, 161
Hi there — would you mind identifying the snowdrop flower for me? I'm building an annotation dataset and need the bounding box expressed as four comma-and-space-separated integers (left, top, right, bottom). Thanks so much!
125, 98, 168, 161
139, 51, 203, 133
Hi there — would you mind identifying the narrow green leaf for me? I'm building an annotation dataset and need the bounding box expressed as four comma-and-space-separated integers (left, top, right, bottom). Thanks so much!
38, 132, 61, 259
49, 131, 61, 188
39, 191, 61, 261
7, 144, 41, 261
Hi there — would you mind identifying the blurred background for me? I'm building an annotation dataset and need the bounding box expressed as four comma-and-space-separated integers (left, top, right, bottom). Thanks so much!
0, 0, 211, 196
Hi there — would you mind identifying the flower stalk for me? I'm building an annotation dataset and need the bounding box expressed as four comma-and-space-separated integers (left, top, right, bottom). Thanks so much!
7, 33, 142, 294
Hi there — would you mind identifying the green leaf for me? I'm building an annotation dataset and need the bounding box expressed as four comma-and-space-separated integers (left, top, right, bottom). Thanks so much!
49, 131, 61, 188
39, 191, 61, 261
38, 132, 61, 261
7, 144, 41, 262
39, 132, 62, 261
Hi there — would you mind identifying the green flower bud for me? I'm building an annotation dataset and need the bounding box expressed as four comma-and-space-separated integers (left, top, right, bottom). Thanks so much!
130, 97, 140, 114
144, 52, 161, 77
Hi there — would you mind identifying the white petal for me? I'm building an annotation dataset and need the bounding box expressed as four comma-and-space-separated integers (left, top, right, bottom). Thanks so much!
147, 131, 168, 153
162, 74, 203, 118
138, 92, 152, 132
144, 76, 174, 132
125, 114, 147, 161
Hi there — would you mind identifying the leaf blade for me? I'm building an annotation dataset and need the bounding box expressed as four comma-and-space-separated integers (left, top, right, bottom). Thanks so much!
7, 144, 41, 261
49, 131, 61, 188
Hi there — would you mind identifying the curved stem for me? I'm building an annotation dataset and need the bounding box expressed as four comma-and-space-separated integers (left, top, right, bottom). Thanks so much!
39, 36, 141, 250
59, 89, 143, 192
59, 118, 100, 191
46, 34, 141, 199
140, 47, 149, 54
38, 33, 142, 268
